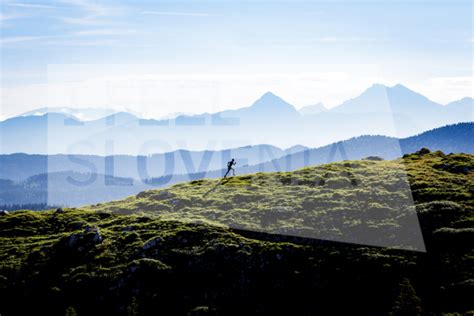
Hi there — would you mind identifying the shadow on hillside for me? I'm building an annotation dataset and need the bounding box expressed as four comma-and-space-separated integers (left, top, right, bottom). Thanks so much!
203, 178, 230, 197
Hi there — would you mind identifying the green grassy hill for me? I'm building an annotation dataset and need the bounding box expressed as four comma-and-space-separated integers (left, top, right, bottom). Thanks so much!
89, 149, 473, 250
0, 150, 473, 315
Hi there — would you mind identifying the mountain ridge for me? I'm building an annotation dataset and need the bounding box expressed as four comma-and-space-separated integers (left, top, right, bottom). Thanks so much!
0, 122, 472, 206
1, 84, 472, 154
5, 84, 473, 123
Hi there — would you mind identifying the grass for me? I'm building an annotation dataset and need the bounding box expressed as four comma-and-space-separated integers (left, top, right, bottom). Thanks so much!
88, 150, 473, 251
0, 150, 472, 315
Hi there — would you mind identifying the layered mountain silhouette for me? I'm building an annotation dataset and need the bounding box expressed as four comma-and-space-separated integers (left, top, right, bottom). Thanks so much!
1, 122, 472, 206
18, 107, 142, 121
332, 84, 440, 114
149, 122, 474, 186
0, 144, 305, 182
1, 84, 472, 155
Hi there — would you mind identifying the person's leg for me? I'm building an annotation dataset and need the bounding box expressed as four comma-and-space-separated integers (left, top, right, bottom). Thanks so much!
232, 168, 235, 176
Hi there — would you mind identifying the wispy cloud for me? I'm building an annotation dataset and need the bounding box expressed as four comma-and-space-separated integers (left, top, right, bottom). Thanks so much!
43, 38, 120, 46
60, 0, 116, 16
58, 16, 111, 26
3, 3, 57, 9
0, 3, 55, 28
1, 27, 136, 46
309, 37, 377, 43
141, 11, 212, 17
71, 28, 137, 36
0, 35, 122, 47
58, 0, 122, 26
0, 35, 48, 44
0, 12, 23, 22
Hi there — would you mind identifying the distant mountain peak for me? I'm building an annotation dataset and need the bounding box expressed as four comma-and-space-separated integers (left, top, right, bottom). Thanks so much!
446, 96, 473, 105
365, 83, 410, 92
444, 97, 474, 112
332, 83, 442, 114
390, 83, 415, 93
392, 83, 407, 89
261, 91, 278, 98
255, 91, 287, 104
355, 84, 389, 98
251, 92, 296, 110
369, 83, 387, 88
16, 107, 142, 122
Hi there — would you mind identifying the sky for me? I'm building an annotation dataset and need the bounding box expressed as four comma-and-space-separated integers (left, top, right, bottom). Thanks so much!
0, 0, 473, 119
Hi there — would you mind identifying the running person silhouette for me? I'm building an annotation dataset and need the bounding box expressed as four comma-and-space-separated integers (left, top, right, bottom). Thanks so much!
224, 158, 236, 178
